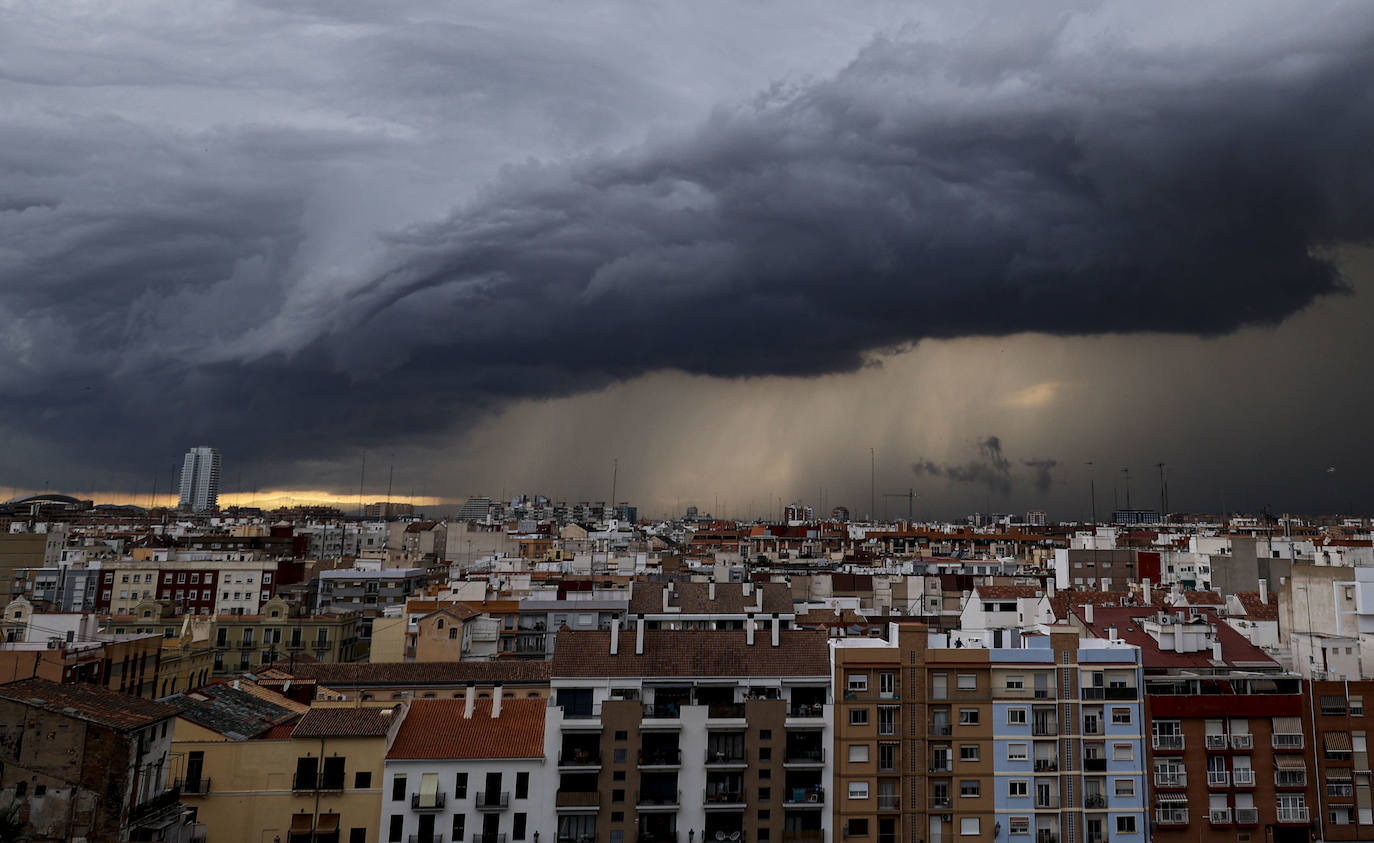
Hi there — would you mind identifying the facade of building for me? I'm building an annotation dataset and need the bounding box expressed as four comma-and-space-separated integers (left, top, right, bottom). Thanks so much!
178, 446, 222, 512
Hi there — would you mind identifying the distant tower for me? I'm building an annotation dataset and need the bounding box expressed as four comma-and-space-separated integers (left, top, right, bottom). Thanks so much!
178, 446, 222, 511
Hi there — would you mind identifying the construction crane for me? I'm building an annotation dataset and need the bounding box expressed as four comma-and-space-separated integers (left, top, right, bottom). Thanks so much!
883, 488, 919, 522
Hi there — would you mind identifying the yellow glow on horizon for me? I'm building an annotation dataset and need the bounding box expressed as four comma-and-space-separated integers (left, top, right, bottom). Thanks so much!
6, 488, 448, 510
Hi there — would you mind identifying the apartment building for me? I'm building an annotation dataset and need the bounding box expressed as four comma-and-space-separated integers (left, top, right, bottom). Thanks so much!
832, 624, 1146, 843
96, 555, 285, 616
549, 620, 833, 843
1306, 679, 1374, 839
207, 597, 367, 675
0, 630, 163, 698
383, 695, 555, 843
1072, 605, 1315, 842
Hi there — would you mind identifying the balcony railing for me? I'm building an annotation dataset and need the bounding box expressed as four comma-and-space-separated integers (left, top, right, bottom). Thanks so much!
412, 792, 447, 810
1154, 808, 1188, 825
877, 795, 900, 811
929, 761, 953, 773
1082, 686, 1138, 700
704, 789, 746, 806
473, 835, 508, 843
1233, 769, 1256, 786
785, 748, 824, 764
1082, 758, 1107, 772
788, 703, 825, 718
1084, 794, 1106, 809
640, 749, 682, 767
1235, 808, 1259, 824
560, 750, 602, 766
1205, 735, 1228, 750
636, 835, 676, 843
1152, 735, 1185, 751
1209, 809, 1232, 824
556, 791, 600, 808
1154, 772, 1187, 788
1032, 721, 1058, 736
173, 778, 211, 795
781, 831, 823, 843
708, 702, 746, 719
1035, 795, 1060, 809
476, 791, 510, 811
1231, 734, 1253, 750
1273, 734, 1304, 750
1033, 759, 1058, 773
929, 724, 952, 736
636, 790, 681, 808
707, 750, 747, 765
929, 796, 952, 810
1277, 806, 1310, 823
1275, 771, 1307, 787
1207, 771, 1230, 787
129, 788, 182, 825
643, 703, 682, 720
783, 787, 825, 806
1328, 783, 1355, 798
410, 836, 445, 843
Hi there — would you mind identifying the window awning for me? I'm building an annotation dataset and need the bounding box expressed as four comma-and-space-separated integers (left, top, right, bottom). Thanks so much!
290, 814, 313, 834
1326, 732, 1353, 752
1156, 794, 1189, 803
316, 814, 340, 834
1274, 754, 1307, 769
1273, 716, 1302, 733
1322, 696, 1348, 709
1327, 768, 1354, 781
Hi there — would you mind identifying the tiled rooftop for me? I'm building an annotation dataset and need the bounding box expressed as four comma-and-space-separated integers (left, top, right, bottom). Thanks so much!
387, 699, 545, 759
552, 628, 830, 677
0, 679, 177, 731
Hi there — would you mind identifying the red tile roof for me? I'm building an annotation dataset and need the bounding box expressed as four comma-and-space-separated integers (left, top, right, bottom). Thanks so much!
1073, 606, 1279, 670
1233, 591, 1280, 621
387, 699, 545, 759
267, 661, 551, 687
974, 585, 1045, 600
292, 706, 399, 738
552, 628, 830, 677
0, 679, 177, 731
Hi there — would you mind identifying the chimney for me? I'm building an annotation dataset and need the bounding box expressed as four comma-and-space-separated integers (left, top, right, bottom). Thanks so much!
1142, 578, 1152, 605
610, 617, 620, 656
1047, 580, 1056, 598
743, 581, 753, 598
635, 614, 645, 655
1084, 604, 1094, 625
771, 613, 780, 647
662, 584, 671, 612
491, 683, 503, 719
1259, 578, 1269, 605
1211, 641, 1223, 661
708, 580, 715, 601
756, 584, 765, 612
746, 614, 755, 646
464, 681, 476, 719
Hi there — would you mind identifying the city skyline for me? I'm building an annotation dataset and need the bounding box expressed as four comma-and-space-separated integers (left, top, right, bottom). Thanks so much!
3, 1, 1374, 517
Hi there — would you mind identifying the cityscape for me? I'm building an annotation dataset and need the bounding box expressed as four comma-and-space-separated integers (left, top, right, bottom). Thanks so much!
5, 2, 1374, 843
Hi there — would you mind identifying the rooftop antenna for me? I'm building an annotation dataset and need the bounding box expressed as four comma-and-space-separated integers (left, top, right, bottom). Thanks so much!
883, 489, 918, 522
357, 452, 366, 517
1156, 462, 1168, 520
1122, 468, 1131, 511
1085, 461, 1097, 526
611, 458, 618, 513
870, 447, 876, 521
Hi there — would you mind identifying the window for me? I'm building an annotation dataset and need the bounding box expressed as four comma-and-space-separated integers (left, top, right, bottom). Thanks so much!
957, 674, 977, 691
877, 743, 897, 772
513, 813, 527, 840
847, 820, 869, 837
191, 573, 200, 583
351, 829, 366, 843
759, 746, 771, 761
960, 817, 980, 836
848, 744, 870, 763
614, 730, 628, 740
391, 775, 406, 801
1007, 743, 1028, 761
388, 815, 403, 842
1008, 780, 1028, 797
1116, 816, 1137, 834
1111, 707, 1132, 725
1112, 743, 1133, 761
848, 674, 869, 692
1114, 779, 1134, 797
452, 816, 465, 840
879, 672, 895, 696
960, 745, 980, 762
1009, 817, 1030, 835
850, 708, 870, 726
613, 771, 626, 781
516, 772, 529, 799
759, 787, 770, 802
1005, 675, 1024, 690
757, 809, 770, 821
355, 771, 372, 789
958, 708, 979, 725
878, 706, 897, 735
848, 782, 869, 799
759, 729, 772, 740
612, 789, 625, 803
455, 772, 468, 798
1353, 696, 1365, 716
960, 780, 980, 797
1007, 707, 1027, 725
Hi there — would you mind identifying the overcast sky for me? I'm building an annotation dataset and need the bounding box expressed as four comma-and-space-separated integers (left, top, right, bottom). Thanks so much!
3, 0, 1373, 519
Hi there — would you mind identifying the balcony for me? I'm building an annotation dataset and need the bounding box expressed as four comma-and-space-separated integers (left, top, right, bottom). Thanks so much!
707, 702, 746, 721
559, 750, 602, 768
556, 791, 600, 810
783, 787, 825, 807
877, 795, 900, 811
1033, 759, 1058, 773
636, 790, 681, 811
640, 749, 682, 768
1277, 806, 1311, 823
1275, 771, 1307, 788
1207, 771, 1230, 788
929, 796, 952, 811
1034, 832, 1057, 843
473, 835, 508, 843
1230, 734, 1254, 750
412, 792, 447, 811
411, 836, 445, 843
476, 791, 510, 811
1209, 808, 1232, 824
1233, 769, 1256, 786
129, 788, 183, 825
173, 778, 211, 795
1035, 795, 1060, 810
642, 703, 683, 725
929, 761, 953, 774
1235, 808, 1259, 825
1082, 758, 1107, 773
1082, 687, 1137, 700
706, 750, 747, 767
1084, 794, 1107, 810
1273, 733, 1304, 750
929, 724, 952, 737
704, 789, 746, 809
1154, 772, 1187, 788
1031, 721, 1058, 737
781, 832, 823, 843
1205, 735, 1228, 751
788, 702, 825, 719
784, 748, 825, 766
1328, 783, 1355, 798
636, 836, 676, 843
1154, 808, 1188, 825
1152, 735, 1185, 752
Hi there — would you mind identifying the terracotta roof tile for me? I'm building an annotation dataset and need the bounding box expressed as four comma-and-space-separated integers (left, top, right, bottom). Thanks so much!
0, 679, 177, 731
1234, 591, 1280, 621
552, 628, 829, 678
292, 706, 398, 738
387, 699, 545, 759
974, 585, 1044, 600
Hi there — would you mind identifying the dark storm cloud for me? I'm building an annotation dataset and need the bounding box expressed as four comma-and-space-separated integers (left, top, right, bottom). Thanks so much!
1023, 459, 1059, 494
4, 2, 1374, 490
913, 436, 1056, 496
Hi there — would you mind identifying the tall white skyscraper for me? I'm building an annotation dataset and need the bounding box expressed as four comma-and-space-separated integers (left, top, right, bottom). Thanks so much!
178, 446, 222, 511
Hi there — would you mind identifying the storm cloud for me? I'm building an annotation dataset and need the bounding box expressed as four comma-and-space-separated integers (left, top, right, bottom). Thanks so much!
913, 437, 1058, 497
3, 1, 1374, 495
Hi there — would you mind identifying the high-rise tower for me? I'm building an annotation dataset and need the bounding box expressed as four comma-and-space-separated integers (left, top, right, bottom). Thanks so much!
177, 446, 221, 511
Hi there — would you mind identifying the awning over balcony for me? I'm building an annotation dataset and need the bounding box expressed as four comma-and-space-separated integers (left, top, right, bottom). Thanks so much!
1274, 754, 1306, 769
1325, 732, 1352, 751
1322, 696, 1346, 709
1155, 794, 1188, 803
291, 814, 314, 834
316, 814, 340, 834
1327, 769, 1354, 781
1273, 717, 1301, 733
